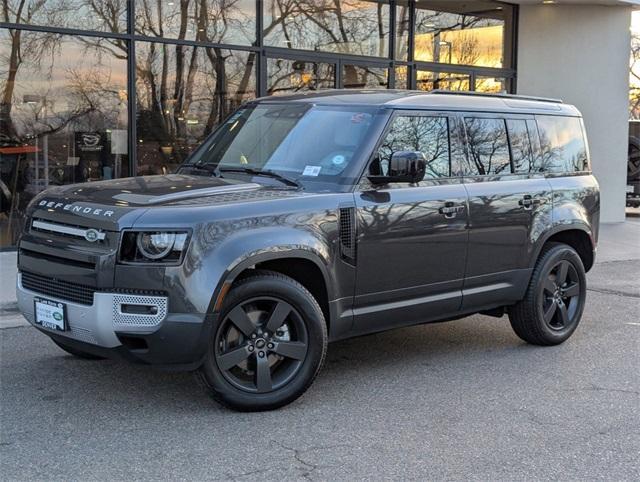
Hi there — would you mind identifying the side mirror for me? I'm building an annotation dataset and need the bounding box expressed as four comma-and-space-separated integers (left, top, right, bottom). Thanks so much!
368, 151, 426, 185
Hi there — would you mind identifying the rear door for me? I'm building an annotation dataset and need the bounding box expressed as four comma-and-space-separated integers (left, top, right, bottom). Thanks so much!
460, 113, 553, 311
352, 110, 469, 335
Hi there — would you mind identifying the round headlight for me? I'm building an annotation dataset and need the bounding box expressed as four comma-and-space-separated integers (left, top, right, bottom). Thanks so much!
136, 232, 176, 260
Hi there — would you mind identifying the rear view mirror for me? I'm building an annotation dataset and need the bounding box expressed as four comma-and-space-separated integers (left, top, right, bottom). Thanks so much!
368, 151, 426, 185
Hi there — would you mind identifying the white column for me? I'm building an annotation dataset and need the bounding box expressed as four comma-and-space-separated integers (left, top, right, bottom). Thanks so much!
517, 5, 632, 223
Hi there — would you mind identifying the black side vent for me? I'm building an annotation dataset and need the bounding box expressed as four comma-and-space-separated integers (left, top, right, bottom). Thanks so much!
339, 207, 356, 265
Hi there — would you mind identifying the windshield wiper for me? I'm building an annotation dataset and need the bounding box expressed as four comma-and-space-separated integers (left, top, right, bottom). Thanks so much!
179, 162, 221, 177
218, 167, 300, 188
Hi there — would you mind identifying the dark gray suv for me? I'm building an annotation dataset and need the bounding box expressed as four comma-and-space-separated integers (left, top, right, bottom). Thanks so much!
17, 90, 599, 411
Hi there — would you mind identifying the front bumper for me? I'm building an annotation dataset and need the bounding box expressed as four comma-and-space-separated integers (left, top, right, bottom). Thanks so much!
17, 274, 212, 368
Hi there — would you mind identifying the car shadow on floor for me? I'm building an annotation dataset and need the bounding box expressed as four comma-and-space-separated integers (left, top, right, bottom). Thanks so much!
4, 314, 549, 415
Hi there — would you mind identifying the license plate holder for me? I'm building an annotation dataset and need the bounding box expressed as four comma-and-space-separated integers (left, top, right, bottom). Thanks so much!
34, 297, 67, 331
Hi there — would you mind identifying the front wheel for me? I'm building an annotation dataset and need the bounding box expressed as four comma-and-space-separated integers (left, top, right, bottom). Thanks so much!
198, 271, 327, 411
508, 242, 587, 346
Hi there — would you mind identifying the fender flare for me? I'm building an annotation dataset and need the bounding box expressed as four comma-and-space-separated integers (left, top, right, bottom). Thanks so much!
528, 222, 595, 270
205, 246, 334, 316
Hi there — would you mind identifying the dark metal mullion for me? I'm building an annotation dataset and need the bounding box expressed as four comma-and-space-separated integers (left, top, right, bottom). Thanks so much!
0, 21, 130, 39
413, 61, 516, 78
408, 0, 416, 89
127, 0, 136, 177
511, 4, 519, 93
388, 1, 396, 89
262, 45, 395, 65
132, 33, 260, 53
256, 0, 265, 96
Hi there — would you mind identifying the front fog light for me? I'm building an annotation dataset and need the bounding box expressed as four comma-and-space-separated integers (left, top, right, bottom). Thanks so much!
120, 231, 189, 263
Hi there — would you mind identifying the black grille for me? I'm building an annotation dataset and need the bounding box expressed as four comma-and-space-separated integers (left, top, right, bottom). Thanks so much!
339, 207, 356, 264
20, 272, 168, 306
19, 248, 96, 270
21, 272, 96, 306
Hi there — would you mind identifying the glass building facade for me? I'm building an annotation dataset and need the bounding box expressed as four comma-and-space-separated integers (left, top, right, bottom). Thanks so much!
0, 0, 517, 248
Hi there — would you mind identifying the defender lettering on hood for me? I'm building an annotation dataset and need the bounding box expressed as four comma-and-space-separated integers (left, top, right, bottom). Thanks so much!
37, 200, 115, 217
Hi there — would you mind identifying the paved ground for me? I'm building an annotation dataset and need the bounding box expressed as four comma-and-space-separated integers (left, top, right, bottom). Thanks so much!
1, 223, 639, 481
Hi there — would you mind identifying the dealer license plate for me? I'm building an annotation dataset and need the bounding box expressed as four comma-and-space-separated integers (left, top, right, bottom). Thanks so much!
34, 297, 67, 331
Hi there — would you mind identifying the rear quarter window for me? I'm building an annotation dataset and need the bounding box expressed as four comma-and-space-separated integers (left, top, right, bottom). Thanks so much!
536, 115, 589, 173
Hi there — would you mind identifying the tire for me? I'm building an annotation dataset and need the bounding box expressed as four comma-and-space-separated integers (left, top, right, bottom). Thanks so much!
52, 338, 106, 360
508, 242, 587, 346
197, 270, 328, 411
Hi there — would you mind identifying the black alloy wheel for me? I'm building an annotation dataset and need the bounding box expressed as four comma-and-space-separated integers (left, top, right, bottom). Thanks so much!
215, 297, 308, 394
509, 242, 587, 346
540, 259, 582, 330
198, 270, 327, 411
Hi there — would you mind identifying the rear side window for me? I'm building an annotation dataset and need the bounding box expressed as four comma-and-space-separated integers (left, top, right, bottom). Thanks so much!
536, 116, 588, 173
506, 119, 533, 173
463, 117, 511, 175
377, 115, 451, 178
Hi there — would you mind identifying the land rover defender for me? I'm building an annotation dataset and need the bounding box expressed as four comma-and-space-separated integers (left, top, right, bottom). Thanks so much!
17, 91, 599, 411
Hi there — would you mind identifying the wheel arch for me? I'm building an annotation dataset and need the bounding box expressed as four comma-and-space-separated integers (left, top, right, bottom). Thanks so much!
208, 249, 333, 330
531, 225, 595, 272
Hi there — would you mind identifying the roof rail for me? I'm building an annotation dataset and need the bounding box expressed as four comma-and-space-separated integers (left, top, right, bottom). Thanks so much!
429, 90, 564, 104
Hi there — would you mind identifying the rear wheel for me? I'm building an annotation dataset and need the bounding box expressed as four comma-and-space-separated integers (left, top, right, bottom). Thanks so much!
198, 271, 327, 411
508, 243, 587, 346
52, 338, 106, 360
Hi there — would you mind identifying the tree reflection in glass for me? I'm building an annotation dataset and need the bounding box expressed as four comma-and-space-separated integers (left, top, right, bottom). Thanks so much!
135, 0, 256, 45
377, 115, 450, 179
414, 3, 505, 68
343, 65, 388, 89
264, 0, 390, 58
135, 42, 256, 175
267, 59, 335, 95
1, 0, 127, 33
464, 117, 511, 175
0, 28, 128, 247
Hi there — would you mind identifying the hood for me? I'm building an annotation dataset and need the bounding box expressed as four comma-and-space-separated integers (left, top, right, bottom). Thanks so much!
38, 174, 263, 206
27, 174, 290, 229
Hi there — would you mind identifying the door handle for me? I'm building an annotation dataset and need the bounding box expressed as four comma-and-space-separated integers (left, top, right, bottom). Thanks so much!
439, 202, 465, 219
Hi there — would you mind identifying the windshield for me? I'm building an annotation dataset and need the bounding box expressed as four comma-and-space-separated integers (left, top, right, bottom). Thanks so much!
182, 103, 378, 187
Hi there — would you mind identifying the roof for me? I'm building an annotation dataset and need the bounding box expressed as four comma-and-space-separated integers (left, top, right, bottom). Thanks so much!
254, 89, 582, 116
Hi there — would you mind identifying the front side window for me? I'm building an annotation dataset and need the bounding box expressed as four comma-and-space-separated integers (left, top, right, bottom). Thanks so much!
536, 116, 588, 173
463, 117, 511, 176
185, 104, 378, 185
376, 115, 451, 179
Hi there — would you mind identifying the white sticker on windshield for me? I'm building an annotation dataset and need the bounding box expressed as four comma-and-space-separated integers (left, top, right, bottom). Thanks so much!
302, 165, 322, 177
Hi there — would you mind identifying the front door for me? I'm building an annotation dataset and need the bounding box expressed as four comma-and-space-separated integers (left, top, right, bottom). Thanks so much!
352, 111, 469, 335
